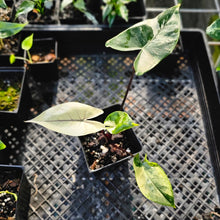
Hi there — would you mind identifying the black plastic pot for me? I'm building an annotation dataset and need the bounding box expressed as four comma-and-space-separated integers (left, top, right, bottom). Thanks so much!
0, 67, 30, 124
25, 37, 58, 82
0, 164, 30, 220
79, 104, 142, 173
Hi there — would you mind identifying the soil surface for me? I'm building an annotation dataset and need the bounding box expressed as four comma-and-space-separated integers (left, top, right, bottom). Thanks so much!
80, 130, 132, 171
0, 178, 20, 219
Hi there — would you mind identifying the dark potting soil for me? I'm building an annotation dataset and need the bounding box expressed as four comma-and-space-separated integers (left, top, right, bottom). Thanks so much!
0, 36, 20, 55
0, 178, 20, 219
80, 130, 132, 171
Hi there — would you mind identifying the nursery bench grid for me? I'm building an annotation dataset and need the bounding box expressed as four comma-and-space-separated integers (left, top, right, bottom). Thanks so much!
0, 30, 220, 219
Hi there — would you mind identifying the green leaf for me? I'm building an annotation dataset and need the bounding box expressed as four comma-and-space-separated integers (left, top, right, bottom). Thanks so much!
22, 33, 34, 51
61, 0, 72, 11
104, 111, 138, 134
105, 4, 181, 75
0, 140, 6, 150
25, 102, 105, 136
15, 0, 35, 19
0, 0, 7, 9
73, 0, 86, 11
9, 54, 16, 64
206, 18, 220, 40
133, 154, 175, 207
118, 3, 128, 21
0, 22, 27, 39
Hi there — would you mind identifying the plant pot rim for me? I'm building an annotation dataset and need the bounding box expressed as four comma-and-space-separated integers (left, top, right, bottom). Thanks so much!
79, 104, 142, 173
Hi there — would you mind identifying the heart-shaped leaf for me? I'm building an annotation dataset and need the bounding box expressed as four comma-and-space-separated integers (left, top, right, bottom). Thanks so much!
206, 18, 220, 40
15, 0, 35, 19
0, 140, 6, 150
0, 21, 27, 39
105, 4, 181, 75
22, 33, 33, 51
104, 111, 139, 134
25, 102, 105, 136
0, 0, 7, 9
133, 154, 175, 207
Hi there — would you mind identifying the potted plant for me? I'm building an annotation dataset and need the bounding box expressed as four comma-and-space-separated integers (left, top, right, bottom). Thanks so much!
101, 0, 145, 27
10, 33, 58, 81
25, 4, 181, 208
0, 66, 30, 124
0, 164, 31, 220
0, 141, 30, 220
0, 21, 27, 66
14, 0, 58, 24
59, 0, 98, 25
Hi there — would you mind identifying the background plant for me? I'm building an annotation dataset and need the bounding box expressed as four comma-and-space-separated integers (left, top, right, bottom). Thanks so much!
206, 18, 220, 71
102, 0, 136, 27
61, 0, 98, 25
15, 0, 54, 20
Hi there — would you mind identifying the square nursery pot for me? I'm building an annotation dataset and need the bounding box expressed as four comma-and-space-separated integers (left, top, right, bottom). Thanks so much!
0, 67, 30, 124
25, 37, 58, 82
79, 104, 142, 173
0, 164, 30, 220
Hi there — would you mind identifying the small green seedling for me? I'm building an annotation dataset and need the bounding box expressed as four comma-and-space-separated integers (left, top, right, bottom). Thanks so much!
15, 0, 53, 20
61, 0, 98, 25
26, 4, 180, 207
102, 0, 136, 28
0, 21, 27, 51
0, 140, 6, 150
10, 33, 33, 64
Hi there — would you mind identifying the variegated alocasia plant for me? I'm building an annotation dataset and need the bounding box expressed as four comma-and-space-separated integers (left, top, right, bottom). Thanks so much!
105, 4, 181, 207
26, 4, 180, 208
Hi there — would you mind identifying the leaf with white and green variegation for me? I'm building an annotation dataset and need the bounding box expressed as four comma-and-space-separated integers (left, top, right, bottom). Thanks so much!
104, 111, 138, 134
206, 18, 220, 40
0, 0, 7, 9
61, 0, 72, 11
15, 0, 35, 19
25, 102, 105, 136
133, 154, 175, 207
0, 21, 27, 39
0, 140, 6, 150
105, 4, 181, 76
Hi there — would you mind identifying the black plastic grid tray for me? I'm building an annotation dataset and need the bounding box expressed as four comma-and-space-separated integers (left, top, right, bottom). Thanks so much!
0, 29, 220, 219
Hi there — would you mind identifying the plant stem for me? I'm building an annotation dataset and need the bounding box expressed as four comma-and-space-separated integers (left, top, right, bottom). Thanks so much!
0, 38, 4, 49
13, 56, 31, 63
121, 68, 135, 109
27, 50, 33, 63
0, 190, 18, 201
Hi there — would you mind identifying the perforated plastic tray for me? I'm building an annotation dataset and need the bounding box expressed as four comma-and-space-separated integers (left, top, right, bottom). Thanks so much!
0, 29, 220, 220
